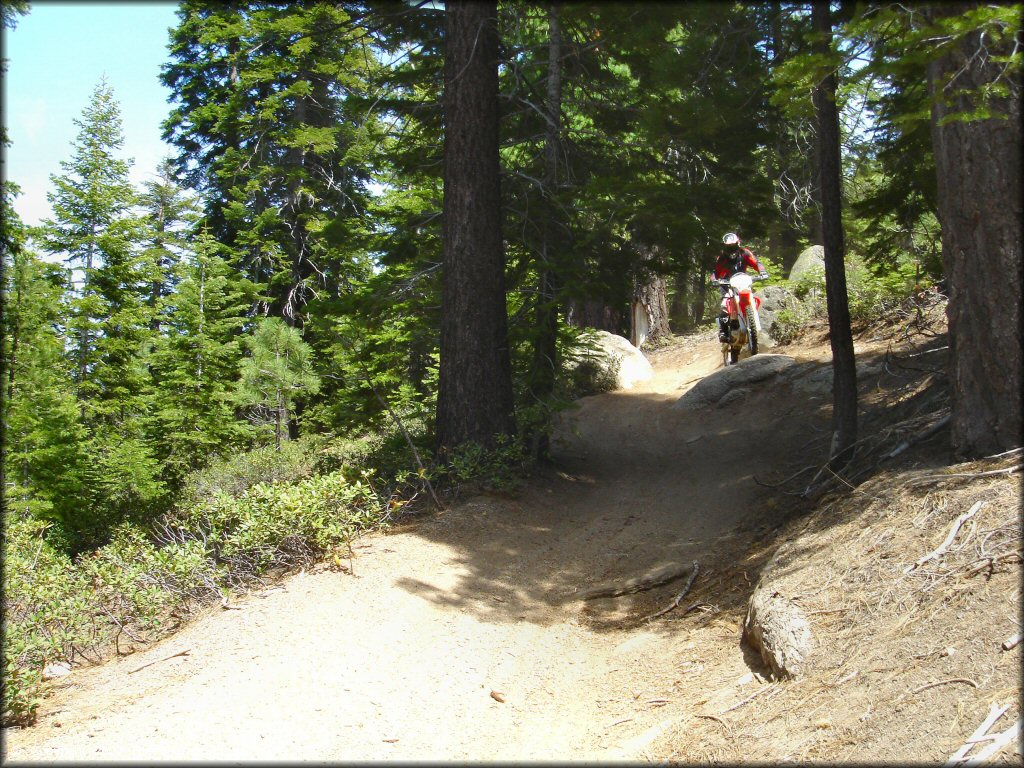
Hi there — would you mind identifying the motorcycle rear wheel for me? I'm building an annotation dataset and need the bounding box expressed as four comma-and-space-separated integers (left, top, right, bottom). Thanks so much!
746, 306, 758, 356
724, 347, 739, 366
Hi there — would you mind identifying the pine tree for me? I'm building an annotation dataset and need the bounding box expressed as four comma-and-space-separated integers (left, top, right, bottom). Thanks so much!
237, 317, 321, 450
2, 238, 91, 544
138, 158, 201, 332
37, 79, 139, 400
149, 231, 255, 485
35, 80, 166, 546
162, 1, 378, 324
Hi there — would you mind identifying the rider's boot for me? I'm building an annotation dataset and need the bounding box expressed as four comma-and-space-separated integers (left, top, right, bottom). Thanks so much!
717, 315, 731, 342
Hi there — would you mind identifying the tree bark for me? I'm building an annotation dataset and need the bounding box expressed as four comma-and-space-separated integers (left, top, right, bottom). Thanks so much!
566, 298, 623, 334
630, 245, 671, 348
812, 2, 857, 468
436, 0, 516, 457
927, 2, 1023, 458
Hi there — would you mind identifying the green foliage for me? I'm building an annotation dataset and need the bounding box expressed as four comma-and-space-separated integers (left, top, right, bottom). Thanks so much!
1, 508, 212, 726
170, 468, 387, 581
148, 230, 255, 486
161, 1, 379, 321
437, 436, 527, 495
237, 317, 321, 448
770, 256, 932, 344
180, 438, 320, 504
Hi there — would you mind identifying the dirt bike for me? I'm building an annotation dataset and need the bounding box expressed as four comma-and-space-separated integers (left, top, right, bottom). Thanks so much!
713, 273, 766, 367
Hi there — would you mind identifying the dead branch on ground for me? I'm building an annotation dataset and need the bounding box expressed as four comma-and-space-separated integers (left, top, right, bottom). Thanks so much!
641, 562, 700, 622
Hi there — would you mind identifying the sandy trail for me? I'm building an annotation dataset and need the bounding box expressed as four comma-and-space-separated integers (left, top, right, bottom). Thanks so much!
3, 334, 822, 762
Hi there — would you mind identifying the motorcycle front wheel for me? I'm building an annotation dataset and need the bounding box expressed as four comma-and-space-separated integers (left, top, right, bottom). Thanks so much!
746, 306, 758, 356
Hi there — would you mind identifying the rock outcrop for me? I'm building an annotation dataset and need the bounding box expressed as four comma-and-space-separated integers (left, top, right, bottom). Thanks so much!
566, 330, 654, 392
673, 354, 797, 410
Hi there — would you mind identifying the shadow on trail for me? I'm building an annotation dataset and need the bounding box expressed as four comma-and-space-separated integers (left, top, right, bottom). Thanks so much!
391, 334, 954, 642
391, 371, 833, 636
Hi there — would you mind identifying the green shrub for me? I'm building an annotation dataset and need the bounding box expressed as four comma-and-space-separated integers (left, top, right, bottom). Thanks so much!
180, 439, 319, 504
439, 436, 528, 495
168, 468, 388, 584
769, 257, 930, 344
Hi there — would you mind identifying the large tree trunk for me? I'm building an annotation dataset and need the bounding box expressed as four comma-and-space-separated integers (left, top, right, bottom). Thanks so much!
436, 0, 516, 457
631, 252, 671, 348
927, 2, 1023, 459
566, 298, 624, 335
812, 2, 857, 468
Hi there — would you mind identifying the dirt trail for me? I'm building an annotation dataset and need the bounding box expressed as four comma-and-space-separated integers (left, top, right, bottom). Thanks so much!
3, 334, 825, 762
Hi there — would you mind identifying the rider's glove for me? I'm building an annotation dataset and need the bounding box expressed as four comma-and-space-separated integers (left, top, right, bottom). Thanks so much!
759, 271, 769, 280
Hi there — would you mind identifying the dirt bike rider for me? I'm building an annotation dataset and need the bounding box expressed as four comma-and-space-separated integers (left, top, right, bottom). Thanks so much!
711, 233, 768, 343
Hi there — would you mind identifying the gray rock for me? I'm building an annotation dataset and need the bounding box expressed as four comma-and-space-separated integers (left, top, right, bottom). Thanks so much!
566, 330, 653, 391
42, 661, 72, 680
791, 359, 887, 396
674, 354, 798, 410
717, 388, 750, 408
788, 245, 825, 281
753, 285, 795, 348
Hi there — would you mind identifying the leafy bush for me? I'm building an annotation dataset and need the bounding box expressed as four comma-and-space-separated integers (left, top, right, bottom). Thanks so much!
769, 256, 931, 344
2, 513, 211, 726
437, 436, 528, 495
180, 439, 319, 504
168, 468, 388, 584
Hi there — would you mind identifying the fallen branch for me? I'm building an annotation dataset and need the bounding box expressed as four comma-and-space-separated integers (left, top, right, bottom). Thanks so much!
905, 501, 985, 573
911, 677, 978, 695
718, 683, 778, 715
908, 465, 1023, 487
578, 562, 694, 601
695, 714, 731, 731
961, 719, 1020, 765
882, 414, 951, 462
944, 701, 1011, 766
960, 550, 1022, 579
128, 649, 190, 675
641, 562, 700, 621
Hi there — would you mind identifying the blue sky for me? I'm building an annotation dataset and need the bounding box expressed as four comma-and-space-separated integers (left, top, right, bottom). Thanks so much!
3, 1, 181, 226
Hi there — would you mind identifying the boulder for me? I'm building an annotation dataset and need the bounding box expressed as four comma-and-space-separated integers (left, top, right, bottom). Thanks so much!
788, 245, 825, 281
790, 359, 887, 396
567, 330, 653, 391
42, 661, 72, 680
673, 354, 797, 410
753, 285, 795, 348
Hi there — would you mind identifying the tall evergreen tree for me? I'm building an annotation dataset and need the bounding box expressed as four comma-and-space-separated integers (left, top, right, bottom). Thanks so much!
149, 231, 255, 484
812, 1, 857, 468
36, 79, 139, 402
138, 158, 201, 333
35, 80, 164, 546
924, 2, 1022, 457
161, 1, 378, 325
436, 0, 516, 457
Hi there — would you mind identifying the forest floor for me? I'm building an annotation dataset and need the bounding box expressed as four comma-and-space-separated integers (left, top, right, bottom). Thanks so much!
3, 313, 1021, 764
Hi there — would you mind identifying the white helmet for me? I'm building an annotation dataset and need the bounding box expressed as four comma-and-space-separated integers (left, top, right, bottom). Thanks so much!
722, 232, 740, 246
